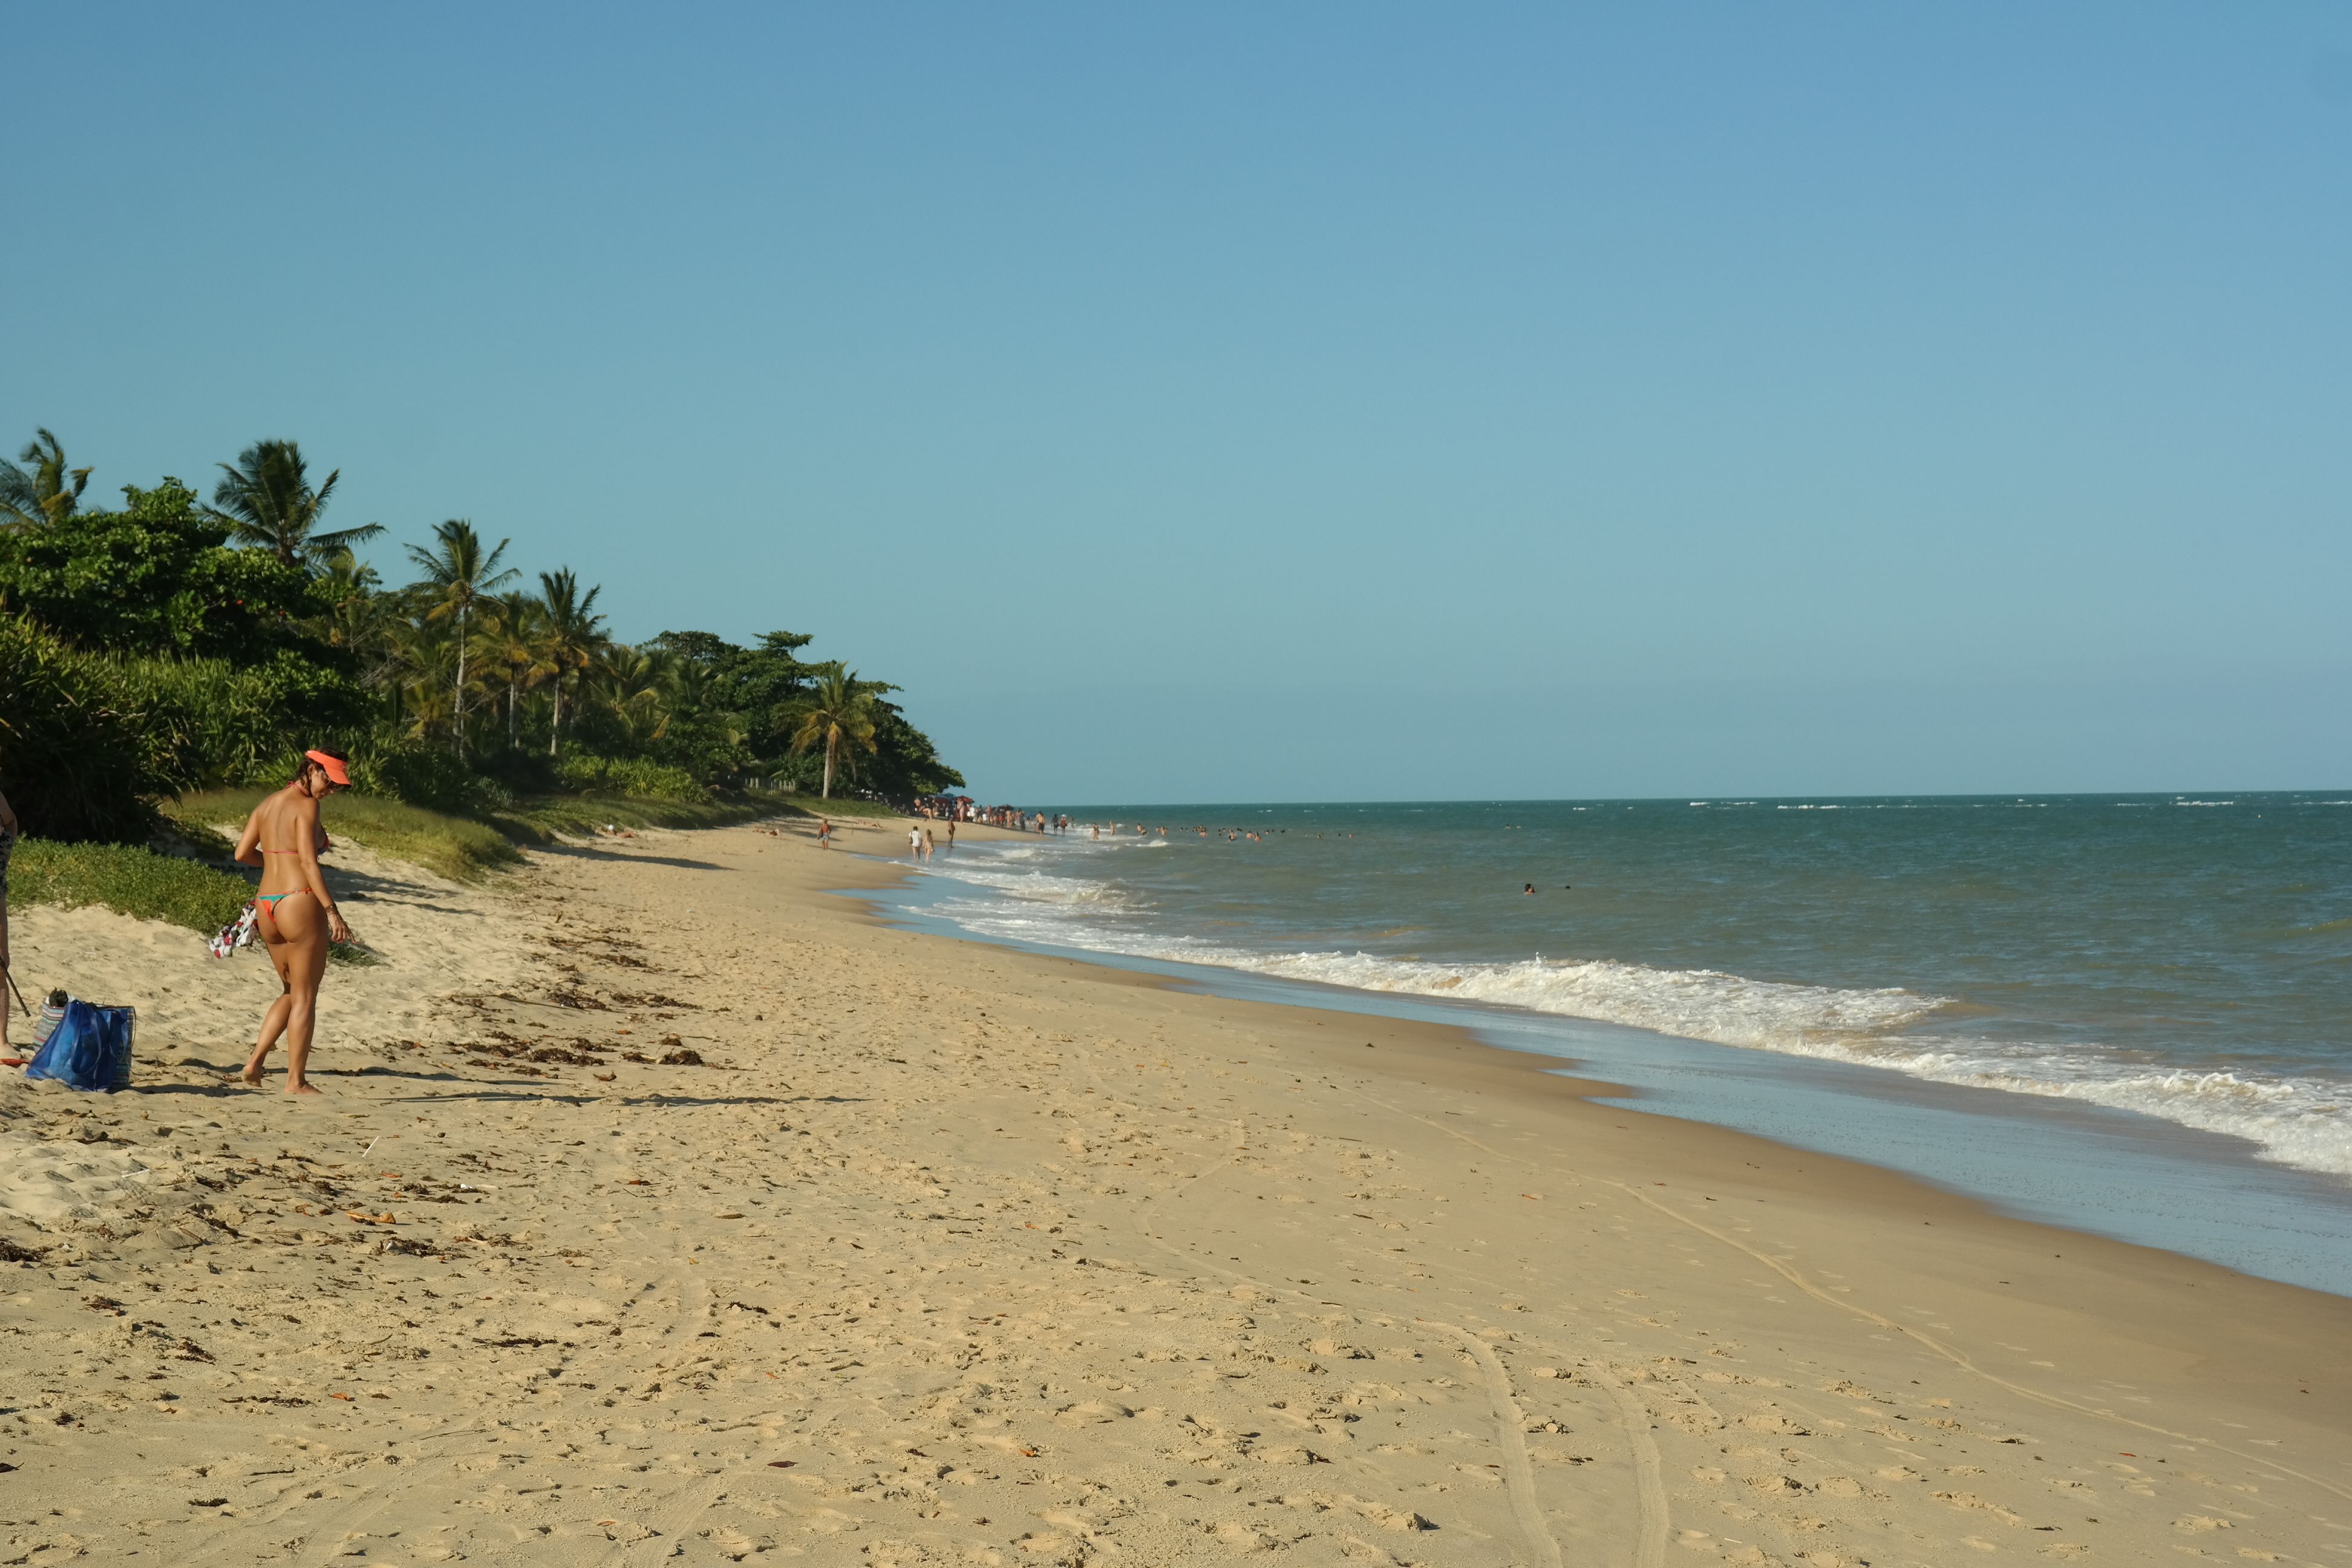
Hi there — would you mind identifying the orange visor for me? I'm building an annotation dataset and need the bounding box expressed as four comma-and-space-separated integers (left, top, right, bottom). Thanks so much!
305, 750, 351, 786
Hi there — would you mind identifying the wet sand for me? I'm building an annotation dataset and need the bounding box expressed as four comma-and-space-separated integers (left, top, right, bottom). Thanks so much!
2, 812, 2347, 1565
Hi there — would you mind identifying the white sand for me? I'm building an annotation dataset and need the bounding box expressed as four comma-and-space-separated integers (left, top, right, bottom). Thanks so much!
0, 814, 2345, 1564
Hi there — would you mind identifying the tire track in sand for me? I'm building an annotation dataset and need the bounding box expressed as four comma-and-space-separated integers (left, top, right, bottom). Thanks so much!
1344, 1080, 2352, 1513
1602, 1179, 2352, 1505
1586, 1363, 1668, 1568
1067, 1042, 1570, 1568
1416, 1317, 1566, 1568
1331, 1083, 1678, 1558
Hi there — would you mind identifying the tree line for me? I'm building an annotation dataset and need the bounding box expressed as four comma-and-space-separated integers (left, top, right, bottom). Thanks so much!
0, 430, 961, 841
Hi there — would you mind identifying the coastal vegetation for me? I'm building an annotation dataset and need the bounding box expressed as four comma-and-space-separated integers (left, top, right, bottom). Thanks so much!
0, 428, 961, 913
8, 831, 376, 963
166, 791, 525, 884
789, 664, 880, 799
6, 837, 253, 935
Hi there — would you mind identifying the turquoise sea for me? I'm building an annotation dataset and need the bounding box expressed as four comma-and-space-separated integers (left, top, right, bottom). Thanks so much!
866, 794, 2352, 1293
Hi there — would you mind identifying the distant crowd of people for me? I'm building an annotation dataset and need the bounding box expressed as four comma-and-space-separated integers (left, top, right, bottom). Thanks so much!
913, 796, 1073, 835
903, 802, 1308, 844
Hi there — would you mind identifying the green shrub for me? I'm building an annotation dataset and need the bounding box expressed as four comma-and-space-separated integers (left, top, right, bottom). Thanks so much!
0, 616, 372, 842
0, 479, 325, 662
350, 739, 515, 815
767, 749, 825, 794
111, 651, 369, 791
553, 753, 705, 801
0, 616, 172, 842
5, 838, 250, 934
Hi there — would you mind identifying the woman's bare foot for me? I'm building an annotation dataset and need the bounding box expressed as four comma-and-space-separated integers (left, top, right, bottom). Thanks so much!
286, 1081, 321, 1096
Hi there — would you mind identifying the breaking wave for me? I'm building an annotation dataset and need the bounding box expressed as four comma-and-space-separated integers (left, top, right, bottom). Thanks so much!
908, 848, 2352, 1180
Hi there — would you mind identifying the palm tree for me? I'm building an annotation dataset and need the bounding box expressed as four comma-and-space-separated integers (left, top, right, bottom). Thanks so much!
0, 428, 91, 529
602, 644, 677, 750
313, 546, 405, 685
660, 652, 722, 730
390, 618, 461, 745
406, 520, 518, 757
537, 567, 607, 757
483, 590, 546, 751
317, 545, 381, 606
788, 663, 878, 799
206, 440, 384, 569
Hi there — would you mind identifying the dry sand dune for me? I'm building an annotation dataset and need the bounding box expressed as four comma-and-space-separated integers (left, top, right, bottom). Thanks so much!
2, 815, 2347, 1565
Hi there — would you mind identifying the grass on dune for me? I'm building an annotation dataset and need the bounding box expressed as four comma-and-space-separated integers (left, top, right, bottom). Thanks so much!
491, 791, 905, 840
765, 795, 905, 822
7, 787, 838, 962
486, 794, 781, 844
166, 787, 834, 879
6, 838, 253, 936
168, 789, 524, 884
7, 838, 377, 964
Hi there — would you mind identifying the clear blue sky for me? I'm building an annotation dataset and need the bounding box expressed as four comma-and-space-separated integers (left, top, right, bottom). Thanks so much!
8, 4, 2349, 801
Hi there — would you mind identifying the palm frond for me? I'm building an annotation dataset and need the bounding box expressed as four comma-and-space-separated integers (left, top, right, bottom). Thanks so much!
0, 428, 90, 528
204, 439, 362, 570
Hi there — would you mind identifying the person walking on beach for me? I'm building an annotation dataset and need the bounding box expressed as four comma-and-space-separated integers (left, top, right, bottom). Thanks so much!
817, 818, 832, 849
231, 748, 353, 1095
947, 819, 956, 850
0, 785, 18, 1052
909, 824, 924, 859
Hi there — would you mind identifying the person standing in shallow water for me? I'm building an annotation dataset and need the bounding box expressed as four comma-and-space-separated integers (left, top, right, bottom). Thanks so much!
232, 749, 353, 1094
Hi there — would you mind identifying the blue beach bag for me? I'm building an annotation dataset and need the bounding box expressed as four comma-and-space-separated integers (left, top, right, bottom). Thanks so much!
23, 999, 136, 1093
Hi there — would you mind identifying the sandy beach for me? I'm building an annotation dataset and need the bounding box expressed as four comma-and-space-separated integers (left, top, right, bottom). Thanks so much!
2, 812, 2347, 1566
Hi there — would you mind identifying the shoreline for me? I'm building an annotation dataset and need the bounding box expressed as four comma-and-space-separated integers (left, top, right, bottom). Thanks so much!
838, 841, 2352, 1351
870, 832, 2352, 1298
959, 799, 2352, 1197
2, 814, 2346, 1562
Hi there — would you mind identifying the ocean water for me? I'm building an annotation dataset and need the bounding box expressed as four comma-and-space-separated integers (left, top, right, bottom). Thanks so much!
863, 794, 2352, 1291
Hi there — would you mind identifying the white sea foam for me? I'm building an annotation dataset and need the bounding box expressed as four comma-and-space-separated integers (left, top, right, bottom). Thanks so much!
1234, 949, 1936, 1045
1769, 1037, 2352, 1178
912, 846, 2352, 1180
920, 860, 1135, 910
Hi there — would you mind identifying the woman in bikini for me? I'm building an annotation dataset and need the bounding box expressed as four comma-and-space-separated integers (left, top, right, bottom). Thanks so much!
232, 749, 353, 1094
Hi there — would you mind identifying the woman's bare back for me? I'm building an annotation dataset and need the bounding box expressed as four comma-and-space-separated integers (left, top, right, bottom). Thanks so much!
246, 789, 325, 896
